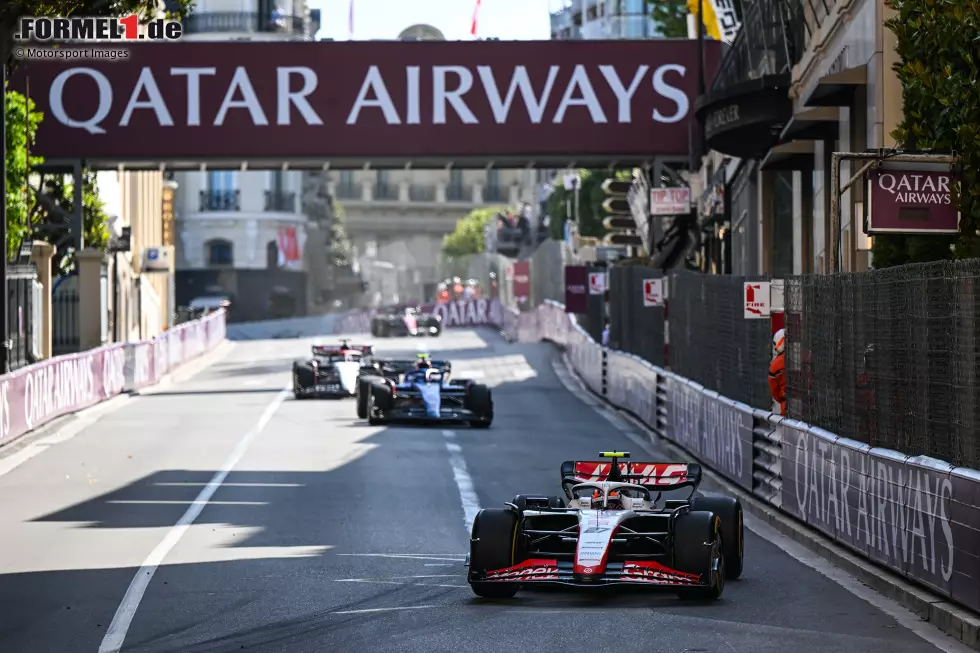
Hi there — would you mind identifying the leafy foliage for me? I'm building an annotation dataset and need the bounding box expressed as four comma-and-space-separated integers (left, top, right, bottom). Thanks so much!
646, 0, 690, 38
2, 0, 195, 65
546, 169, 632, 240
35, 171, 111, 274
327, 200, 355, 268
874, 0, 980, 267
4, 87, 43, 260
441, 206, 508, 258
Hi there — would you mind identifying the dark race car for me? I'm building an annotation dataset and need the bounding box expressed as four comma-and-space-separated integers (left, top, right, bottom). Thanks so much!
292, 341, 374, 399
465, 451, 744, 600
370, 305, 441, 337
355, 356, 492, 427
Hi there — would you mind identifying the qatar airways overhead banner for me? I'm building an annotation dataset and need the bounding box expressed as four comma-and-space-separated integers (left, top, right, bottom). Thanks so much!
12, 40, 721, 165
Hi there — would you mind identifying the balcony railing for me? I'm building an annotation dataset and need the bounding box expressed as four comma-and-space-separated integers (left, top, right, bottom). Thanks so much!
375, 184, 398, 200
484, 185, 508, 202
446, 184, 470, 201
265, 190, 296, 212
709, 0, 803, 94
199, 189, 240, 212
182, 11, 308, 37
334, 183, 360, 199
409, 184, 436, 202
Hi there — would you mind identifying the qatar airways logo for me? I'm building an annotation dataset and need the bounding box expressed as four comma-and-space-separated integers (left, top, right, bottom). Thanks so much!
46, 62, 691, 134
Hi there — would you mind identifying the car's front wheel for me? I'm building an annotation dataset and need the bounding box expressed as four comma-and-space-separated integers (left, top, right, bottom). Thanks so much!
469, 509, 520, 599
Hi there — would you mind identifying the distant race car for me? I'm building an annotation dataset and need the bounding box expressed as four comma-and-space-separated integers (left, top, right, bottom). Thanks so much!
356, 356, 492, 427
465, 451, 743, 600
370, 305, 441, 338
292, 340, 374, 399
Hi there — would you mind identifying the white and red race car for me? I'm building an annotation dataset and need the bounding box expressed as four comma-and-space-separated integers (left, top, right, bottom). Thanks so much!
466, 451, 744, 600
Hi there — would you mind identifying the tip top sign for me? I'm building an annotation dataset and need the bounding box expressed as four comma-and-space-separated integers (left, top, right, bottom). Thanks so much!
743, 281, 770, 319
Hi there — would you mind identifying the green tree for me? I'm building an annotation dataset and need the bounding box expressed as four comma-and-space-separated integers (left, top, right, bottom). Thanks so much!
646, 0, 690, 38
2, 1, 194, 65
547, 169, 633, 241
442, 206, 507, 258
5, 87, 44, 260
328, 200, 355, 269
34, 171, 110, 274
873, 0, 980, 267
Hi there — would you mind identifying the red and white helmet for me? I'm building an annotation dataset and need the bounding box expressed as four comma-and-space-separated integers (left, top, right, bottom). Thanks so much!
773, 328, 786, 355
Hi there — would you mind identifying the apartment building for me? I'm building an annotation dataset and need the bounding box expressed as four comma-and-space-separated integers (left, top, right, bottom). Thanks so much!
550, 0, 659, 40
171, 0, 322, 322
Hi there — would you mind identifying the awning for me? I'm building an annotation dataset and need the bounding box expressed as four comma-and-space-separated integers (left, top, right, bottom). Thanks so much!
802, 65, 867, 107
779, 107, 840, 142
760, 141, 815, 171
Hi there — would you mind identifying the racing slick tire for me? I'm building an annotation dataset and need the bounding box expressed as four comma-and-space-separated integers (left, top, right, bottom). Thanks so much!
465, 383, 493, 428
355, 377, 373, 419
367, 380, 393, 425
673, 511, 725, 601
468, 508, 521, 599
511, 495, 566, 512
292, 359, 314, 399
691, 495, 744, 579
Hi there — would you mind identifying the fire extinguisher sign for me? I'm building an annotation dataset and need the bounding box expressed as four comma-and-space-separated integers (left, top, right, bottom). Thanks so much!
743, 282, 771, 319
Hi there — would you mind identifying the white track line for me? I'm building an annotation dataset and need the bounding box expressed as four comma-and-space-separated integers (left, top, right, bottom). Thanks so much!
331, 606, 438, 615
443, 430, 481, 533
98, 386, 290, 653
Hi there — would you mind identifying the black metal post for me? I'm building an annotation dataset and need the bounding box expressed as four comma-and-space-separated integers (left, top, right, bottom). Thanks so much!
696, 0, 707, 160
0, 60, 8, 373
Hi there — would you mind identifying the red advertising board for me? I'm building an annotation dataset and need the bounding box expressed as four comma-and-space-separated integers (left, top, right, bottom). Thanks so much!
564, 265, 589, 314
10, 40, 721, 166
512, 261, 531, 299
867, 166, 960, 234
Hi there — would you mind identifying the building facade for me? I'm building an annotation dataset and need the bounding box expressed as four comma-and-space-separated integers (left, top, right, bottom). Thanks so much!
550, 0, 659, 39
692, 0, 897, 277
171, 0, 321, 322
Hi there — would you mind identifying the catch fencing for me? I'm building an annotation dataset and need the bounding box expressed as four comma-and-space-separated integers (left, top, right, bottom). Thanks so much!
0, 309, 227, 449
499, 299, 980, 626
607, 264, 665, 367
785, 259, 980, 468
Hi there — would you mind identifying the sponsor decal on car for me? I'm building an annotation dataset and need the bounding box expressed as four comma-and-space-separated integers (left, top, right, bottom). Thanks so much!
484, 559, 560, 581
620, 561, 700, 585
573, 462, 689, 485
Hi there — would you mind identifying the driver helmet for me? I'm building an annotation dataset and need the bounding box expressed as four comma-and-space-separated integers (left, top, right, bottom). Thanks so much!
773, 328, 786, 356
593, 489, 622, 509
415, 357, 432, 370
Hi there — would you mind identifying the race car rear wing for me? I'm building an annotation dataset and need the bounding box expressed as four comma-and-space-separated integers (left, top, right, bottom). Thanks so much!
312, 344, 373, 356
561, 459, 702, 490
375, 358, 450, 373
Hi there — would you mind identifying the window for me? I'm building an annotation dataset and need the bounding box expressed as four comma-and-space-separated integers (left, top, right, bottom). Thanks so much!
376, 170, 390, 186
269, 171, 285, 194
266, 240, 279, 268
486, 169, 500, 188
450, 169, 463, 187
205, 239, 234, 266
209, 171, 236, 191
340, 170, 354, 186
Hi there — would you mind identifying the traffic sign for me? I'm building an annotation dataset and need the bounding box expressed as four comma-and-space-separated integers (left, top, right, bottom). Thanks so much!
642, 279, 664, 307
743, 281, 771, 319
603, 233, 643, 246
602, 217, 635, 230
589, 272, 606, 294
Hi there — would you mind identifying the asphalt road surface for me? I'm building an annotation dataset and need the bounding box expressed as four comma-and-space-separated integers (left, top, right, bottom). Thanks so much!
0, 329, 970, 653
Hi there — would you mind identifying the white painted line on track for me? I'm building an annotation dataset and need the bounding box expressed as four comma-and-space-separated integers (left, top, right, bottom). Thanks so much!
551, 355, 974, 653
97, 386, 291, 653
331, 606, 439, 615
443, 429, 481, 533
336, 553, 465, 562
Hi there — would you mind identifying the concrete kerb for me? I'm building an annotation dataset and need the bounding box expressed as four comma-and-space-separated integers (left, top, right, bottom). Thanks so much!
0, 339, 235, 462
553, 347, 980, 651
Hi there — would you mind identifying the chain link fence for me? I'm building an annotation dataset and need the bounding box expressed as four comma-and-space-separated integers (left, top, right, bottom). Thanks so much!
668, 270, 773, 409
785, 259, 980, 467
609, 265, 665, 367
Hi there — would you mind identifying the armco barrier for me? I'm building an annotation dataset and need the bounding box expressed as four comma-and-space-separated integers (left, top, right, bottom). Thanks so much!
504, 300, 980, 617
0, 309, 227, 449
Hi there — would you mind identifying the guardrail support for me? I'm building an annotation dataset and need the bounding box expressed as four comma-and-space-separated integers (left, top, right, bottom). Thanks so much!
601, 348, 608, 396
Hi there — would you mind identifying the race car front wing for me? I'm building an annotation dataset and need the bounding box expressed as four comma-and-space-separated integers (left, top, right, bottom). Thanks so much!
469, 559, 702, 587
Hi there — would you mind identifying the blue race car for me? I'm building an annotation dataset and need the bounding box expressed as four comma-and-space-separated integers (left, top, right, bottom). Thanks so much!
358, 359, 493, 428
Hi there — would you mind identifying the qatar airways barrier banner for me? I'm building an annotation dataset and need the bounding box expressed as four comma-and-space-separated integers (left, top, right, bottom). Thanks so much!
502, 300, 980, 615
332, 298, 506, 334
11, 40, 722, 164
0, 310, 226, 448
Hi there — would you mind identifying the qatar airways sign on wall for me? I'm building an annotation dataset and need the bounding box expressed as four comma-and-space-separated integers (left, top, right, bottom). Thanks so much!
12, 40, 721, 164
867, 165, 960, 234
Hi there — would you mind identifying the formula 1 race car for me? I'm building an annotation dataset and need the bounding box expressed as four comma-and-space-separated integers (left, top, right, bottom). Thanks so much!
466, 451, 743, 600
292, 341, 374, 399
356, 358, 492, 428
370, 305, 442, 338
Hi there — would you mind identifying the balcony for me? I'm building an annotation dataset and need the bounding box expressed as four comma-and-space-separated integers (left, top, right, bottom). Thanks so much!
409, 184, 436, 202
484, 185, 508, 202
335, 183, 360, 200
374, 184, 398, 200
181, 11, 308, 37
265, 190, 296, 212
446, 184, 470, 202
199, 189, 240, 212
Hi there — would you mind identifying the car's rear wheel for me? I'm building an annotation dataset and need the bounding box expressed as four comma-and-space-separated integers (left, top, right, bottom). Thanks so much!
356, 376, 375, 419
469, 508, 520, 599
368, 381, 393, 425
293, 359, 313, 399
673, 511, 725, 601
691, 496, 743, 579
